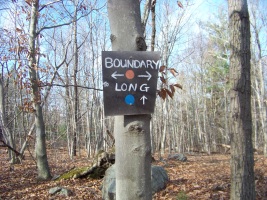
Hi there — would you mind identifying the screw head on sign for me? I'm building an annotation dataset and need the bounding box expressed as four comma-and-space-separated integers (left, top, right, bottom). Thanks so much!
103, 81, 109, 87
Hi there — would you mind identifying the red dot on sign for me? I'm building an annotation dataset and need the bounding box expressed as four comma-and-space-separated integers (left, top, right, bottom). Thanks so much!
125, 70, 135, 79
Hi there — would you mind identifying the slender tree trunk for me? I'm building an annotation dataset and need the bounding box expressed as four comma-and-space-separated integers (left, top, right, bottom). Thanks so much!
251, 17, 267, 156
141, 0, 152, 34
86, 101, 92, 157
150, 117, 155, 154
151, 0, 156, 51
160, 100, 167, 155
72, 0, 79, 157
223, 87, 230, 144
19, 122, 35, 159
28, 0, 51, 180
257, 54, 267, 157
0, 73, 17, 163
228, 0, 255, 199
107, 0, 152, 199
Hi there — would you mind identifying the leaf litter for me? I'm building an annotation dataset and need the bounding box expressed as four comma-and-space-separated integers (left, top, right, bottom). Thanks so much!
0, 148, 266, 200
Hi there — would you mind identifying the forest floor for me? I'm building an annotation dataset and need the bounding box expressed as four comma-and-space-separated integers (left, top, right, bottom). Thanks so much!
0, 147, 267, 200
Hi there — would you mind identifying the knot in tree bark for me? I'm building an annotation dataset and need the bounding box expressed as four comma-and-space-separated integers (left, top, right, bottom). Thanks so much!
128, 125, 143, 132
110, 34, 116, 43
136, 36, 147, 51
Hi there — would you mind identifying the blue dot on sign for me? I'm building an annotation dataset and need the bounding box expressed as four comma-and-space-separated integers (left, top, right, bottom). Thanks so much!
125, 94, 135, 105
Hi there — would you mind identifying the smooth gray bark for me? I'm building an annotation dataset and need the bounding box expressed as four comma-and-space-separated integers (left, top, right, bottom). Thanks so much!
72, 0, 79, 157
151, 0, 156, 51
141, 0, 152, 33
107, 0, 151, 199
28, 0, 51, 180
228, 0, 255, 199
0, 73, 16, 163
250, 6, 267, 157
114, 115, 151, 200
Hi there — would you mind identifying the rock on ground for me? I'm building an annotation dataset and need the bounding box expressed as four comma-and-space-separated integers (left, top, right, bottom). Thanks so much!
48, 186, 72, 197
102, 165, 169, 200
168, 153, 187, 162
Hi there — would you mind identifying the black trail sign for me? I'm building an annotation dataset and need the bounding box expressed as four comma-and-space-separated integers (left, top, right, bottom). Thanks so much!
102, 51, 160, 116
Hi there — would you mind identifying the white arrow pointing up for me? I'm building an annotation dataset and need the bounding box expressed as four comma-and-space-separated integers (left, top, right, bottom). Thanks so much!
138, 71, 152, 81
111, 71, 124, 79
140, 95, 148, 105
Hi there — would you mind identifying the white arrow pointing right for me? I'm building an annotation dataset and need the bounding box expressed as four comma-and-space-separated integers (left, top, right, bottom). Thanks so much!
138, 71, 152, 81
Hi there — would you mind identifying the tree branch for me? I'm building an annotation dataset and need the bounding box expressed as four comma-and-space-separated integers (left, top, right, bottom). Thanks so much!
0, 139, 22, 157
40, 83, 103, 91
39, 0, 61, 12
36, 6, 103, 35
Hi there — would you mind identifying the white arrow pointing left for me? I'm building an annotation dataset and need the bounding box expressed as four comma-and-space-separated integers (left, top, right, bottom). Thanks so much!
140, 95, 148, 105
111, 71, 124, 79
138, 71, 152, 81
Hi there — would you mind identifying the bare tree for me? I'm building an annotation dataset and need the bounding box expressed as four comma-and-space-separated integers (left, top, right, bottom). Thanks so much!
0, 69, 18, 163
249, 0, 267, 156
228, 0, 255, 199
28, 0, 51, 180
72, 0, 79, 157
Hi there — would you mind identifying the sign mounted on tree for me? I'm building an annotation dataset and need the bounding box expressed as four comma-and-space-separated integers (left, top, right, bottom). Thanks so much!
102, 51, 160, 116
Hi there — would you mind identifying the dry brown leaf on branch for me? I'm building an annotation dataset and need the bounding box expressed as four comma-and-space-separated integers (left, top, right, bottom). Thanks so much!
165, 88, 173, 98
159, 65, 166, 72
169, 68, 178, 76
158, 89, 167, 100
160, 76, 166, 84
174, 83, 183, 89
170, 84, 175, 94
177, 1, 184, 9
25, 0, 32, 6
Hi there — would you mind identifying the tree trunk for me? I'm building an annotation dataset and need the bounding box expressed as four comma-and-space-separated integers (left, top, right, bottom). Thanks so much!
19, 122, 35, 159
141, 0, 152, 34
250, 7, 267, 156
228, 0, 255, 199
107, 0, 152, 199
0, 73, 17, 163
72, 0, 79, 157
151, 0, 156, 51
28, 0, 51, 180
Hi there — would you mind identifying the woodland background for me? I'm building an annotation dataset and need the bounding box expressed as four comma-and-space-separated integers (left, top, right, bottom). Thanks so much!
0, 0, 266, 167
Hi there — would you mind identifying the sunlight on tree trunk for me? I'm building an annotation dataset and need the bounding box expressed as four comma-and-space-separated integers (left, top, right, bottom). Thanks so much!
107, 0, 152, 199
0, 73, 17, 163
249, 0, 267, 157
29, 0, 51, 180
228, 0, 255, 199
